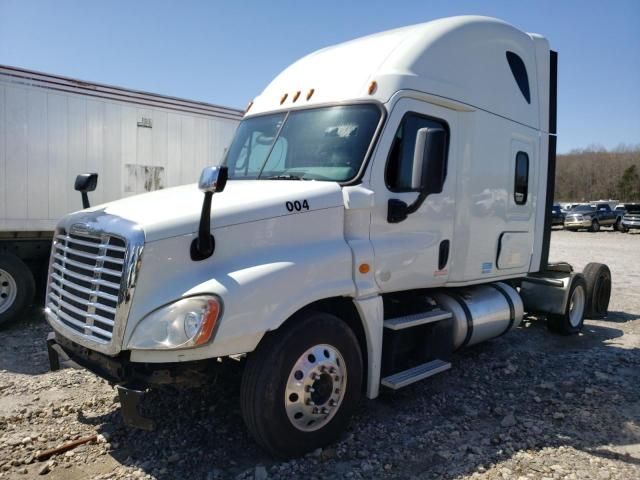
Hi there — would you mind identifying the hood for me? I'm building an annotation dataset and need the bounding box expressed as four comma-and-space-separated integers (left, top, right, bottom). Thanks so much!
85, 180, 345, 242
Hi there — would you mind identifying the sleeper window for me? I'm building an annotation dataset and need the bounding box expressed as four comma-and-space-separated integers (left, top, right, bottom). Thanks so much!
514, 151, 529, 205
385, 113, 448, 191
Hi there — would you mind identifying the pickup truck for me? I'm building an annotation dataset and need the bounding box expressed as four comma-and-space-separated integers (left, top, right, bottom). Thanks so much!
564, 203, 622, 232
621, 204, 640, 232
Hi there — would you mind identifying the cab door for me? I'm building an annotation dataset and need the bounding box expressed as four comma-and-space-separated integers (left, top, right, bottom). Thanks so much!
368, 98, 457, 292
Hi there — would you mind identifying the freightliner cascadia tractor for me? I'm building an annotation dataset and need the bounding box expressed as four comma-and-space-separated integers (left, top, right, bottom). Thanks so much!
45, 16, 612, 457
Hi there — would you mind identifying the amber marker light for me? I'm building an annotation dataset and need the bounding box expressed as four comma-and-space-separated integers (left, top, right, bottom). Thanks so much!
194, 298, 221, 346
359, 263, 370, 274
306, 88, 315, 100
368, 80, 377, 95
292, 90, 301, 102
245, 101, 253, 113
280, 93, 288, 104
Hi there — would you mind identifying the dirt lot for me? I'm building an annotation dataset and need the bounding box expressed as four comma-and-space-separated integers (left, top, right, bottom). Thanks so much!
0, 230, 638, 479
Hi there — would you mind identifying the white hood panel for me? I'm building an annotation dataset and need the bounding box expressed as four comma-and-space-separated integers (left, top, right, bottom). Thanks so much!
90, 180, 344, 242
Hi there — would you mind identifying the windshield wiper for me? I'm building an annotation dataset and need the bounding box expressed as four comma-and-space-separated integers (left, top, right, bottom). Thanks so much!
264, 174, 304, 180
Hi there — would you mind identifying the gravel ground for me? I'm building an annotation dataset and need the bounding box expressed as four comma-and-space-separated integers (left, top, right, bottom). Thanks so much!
0, 229, 638, 479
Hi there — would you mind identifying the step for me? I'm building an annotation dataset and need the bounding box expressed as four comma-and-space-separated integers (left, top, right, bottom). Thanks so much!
383, 309, 452, 331
381, 359, 452, 390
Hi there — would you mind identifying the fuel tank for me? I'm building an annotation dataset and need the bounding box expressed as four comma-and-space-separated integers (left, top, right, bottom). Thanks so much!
433, 282, 523, 350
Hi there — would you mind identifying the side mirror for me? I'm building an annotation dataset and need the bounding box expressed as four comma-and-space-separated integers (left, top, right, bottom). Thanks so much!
389, 128, 447, 223
411, 127, 447, 193
198, 166, 228, 193
74, 173, 98, 209
192, 166, 229, 261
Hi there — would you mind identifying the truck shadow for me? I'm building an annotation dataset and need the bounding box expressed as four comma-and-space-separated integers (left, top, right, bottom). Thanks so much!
0, 307, 51, 375
77, 316, 639, 480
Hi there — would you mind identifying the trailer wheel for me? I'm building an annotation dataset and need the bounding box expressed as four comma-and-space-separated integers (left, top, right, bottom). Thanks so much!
590, 219, 600, 232
0, 254, 35, 326
582, 263, 611, 319
240, 310, 362, 458
547, 275, 587, 335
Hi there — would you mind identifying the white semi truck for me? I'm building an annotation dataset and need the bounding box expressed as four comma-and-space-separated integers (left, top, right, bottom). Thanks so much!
44, 16, 612, 457
0, 65, 242, 325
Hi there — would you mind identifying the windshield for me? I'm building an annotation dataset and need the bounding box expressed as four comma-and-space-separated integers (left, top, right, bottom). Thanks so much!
574, 205, 595, 212
223, 104, 381, 182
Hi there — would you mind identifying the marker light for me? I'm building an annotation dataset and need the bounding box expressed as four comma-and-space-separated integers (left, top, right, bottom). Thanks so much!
368, 80, 377, 95
292, 91, 301, 102
280, 93, 288, 104
306, 88, 315, 100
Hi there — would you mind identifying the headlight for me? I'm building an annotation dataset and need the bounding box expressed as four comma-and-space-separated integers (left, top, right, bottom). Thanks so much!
127, 295, 221, 350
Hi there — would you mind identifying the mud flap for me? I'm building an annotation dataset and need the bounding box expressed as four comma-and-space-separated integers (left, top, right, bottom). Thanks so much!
47, 332, 61, 371
116, 385, 155, 431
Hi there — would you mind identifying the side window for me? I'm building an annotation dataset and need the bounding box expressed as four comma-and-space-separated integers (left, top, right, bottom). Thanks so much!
385, 113, 448, 191
506, 51, 531, 104
514, 151, 529, 205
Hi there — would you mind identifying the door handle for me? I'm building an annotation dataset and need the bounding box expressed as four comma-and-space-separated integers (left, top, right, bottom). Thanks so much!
438, 240, 450, 271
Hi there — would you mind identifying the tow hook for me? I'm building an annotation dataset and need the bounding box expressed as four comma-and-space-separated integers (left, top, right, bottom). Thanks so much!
116, 385, 155, 431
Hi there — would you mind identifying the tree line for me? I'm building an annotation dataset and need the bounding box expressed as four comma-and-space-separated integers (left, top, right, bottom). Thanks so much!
555, 144, 640, 202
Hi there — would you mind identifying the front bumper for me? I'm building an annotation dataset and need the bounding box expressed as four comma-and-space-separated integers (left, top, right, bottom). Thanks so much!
46, 331, 220, 430
622, 219, 640, 229
46, 331, 216, 386
564, 219, 591, 229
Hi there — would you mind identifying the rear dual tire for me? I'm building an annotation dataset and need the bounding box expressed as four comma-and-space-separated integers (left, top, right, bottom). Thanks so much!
240, 311, 362, 458
583, 263, 611, 319
547, 275, 587, 335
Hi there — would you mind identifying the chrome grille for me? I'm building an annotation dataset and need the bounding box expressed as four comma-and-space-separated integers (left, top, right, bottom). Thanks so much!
46, 231, 126, 343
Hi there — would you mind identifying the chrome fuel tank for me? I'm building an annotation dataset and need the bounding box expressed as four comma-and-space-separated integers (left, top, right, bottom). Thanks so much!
433, 282, 523, 350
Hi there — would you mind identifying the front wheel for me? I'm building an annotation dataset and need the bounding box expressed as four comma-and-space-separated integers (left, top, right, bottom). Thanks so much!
616, 219, 628, 232
590, 219, 600, 232
547, 275, 587, 335
240, 311, 363, 458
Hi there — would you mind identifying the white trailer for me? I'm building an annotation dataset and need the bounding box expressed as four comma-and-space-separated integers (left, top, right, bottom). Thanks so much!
44, 17, 612, 457
0, 65, 242, 323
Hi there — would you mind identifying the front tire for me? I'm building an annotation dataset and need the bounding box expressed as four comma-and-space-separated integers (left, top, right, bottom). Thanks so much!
0, 254, 35, 327
617, 220, 628, 233
590, 219, 600, 232
547, 275, 587, 335
240, 310, 363, 458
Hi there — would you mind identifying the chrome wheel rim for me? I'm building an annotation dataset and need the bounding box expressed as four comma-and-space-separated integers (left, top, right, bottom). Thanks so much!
0, 268, 18, 315
569, 285, 585, 327
285, 344, 347, 432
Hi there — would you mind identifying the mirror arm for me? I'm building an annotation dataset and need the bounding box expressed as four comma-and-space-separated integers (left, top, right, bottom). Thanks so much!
81, 192, 90, 209
190, 166, 228, 261
405, 191, 428, 215
387, 191, 428, 224
196, 192, 215, 257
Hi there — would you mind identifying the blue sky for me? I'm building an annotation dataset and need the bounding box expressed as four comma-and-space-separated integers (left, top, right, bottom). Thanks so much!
1, 0, 638, 153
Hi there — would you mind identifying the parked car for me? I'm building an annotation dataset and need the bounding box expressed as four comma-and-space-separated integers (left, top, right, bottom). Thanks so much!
561, 203, 583, 214
564, 203, 620, 232
551, 205, 565, 226
621, 204, 640, 232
